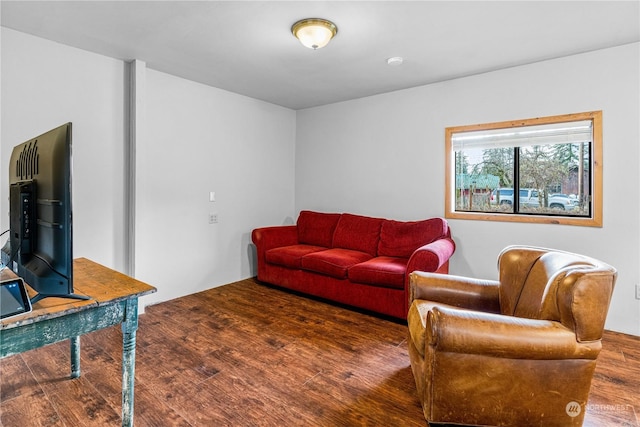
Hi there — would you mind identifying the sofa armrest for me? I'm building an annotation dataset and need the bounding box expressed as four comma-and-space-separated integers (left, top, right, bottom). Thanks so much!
409, 271, 501, 313
406, 237, 456, 276
426, 305, 601, 359
251, 225, 299, 280
251, 225, 299, 252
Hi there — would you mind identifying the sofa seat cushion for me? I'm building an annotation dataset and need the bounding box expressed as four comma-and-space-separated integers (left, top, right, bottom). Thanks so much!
348, 256, 408, 289
301, 248, 372, 279
265, 245, 328, 269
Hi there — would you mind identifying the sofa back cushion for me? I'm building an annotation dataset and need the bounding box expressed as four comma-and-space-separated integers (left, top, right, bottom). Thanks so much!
297, 210, 341, 247
378, 218, 449, 258
332, 213, 383, 256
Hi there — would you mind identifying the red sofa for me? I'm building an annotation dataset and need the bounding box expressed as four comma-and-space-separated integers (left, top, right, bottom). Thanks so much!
251, 210, 455, 319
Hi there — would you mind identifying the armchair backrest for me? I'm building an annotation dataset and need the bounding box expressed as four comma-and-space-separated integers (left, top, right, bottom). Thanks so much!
498, 245, 617, 342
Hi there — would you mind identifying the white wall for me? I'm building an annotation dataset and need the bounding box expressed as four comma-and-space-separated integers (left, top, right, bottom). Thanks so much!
296, 43, 640, 335
136, 69, 296, 306
1, 28, 297, 309
1, 28, 127, 270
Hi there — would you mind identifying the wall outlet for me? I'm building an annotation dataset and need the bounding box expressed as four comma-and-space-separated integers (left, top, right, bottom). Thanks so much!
636, 284, 640, 300
208, 213, 218, 224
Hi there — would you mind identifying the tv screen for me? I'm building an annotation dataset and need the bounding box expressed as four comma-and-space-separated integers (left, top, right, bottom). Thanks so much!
1, 123, 87, 304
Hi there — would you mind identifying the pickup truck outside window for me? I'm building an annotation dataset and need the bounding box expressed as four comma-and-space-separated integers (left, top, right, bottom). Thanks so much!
445, 111, 602, 227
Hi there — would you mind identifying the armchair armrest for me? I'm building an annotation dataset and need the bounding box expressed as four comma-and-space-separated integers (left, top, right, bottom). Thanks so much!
410, 271, 501, 313
426, 305, 601, 360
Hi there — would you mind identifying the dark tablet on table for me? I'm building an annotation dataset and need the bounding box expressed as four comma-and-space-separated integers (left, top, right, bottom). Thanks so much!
1, 277, 32, 320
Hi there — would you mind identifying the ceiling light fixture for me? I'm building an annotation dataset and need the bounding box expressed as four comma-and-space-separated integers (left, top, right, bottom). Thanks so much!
291, 18, 338, 50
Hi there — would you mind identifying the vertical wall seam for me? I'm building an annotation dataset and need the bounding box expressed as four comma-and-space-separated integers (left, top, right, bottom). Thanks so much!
127, 60, 146, 278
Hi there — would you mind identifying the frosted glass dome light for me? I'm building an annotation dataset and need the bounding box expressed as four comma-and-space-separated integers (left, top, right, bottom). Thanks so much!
292, 18, 338, 50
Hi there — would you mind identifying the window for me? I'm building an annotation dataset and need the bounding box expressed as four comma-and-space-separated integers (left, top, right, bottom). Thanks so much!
445, 111, 602, 226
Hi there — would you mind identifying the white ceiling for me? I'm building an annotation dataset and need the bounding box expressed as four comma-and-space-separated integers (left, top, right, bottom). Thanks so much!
1, 1, 639, 110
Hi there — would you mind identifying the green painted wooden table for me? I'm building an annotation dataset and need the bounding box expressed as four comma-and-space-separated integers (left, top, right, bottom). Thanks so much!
1, 258, 156, 427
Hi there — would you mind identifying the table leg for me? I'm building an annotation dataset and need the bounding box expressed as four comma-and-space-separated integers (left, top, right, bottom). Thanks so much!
70, 336, 81, 378
121, 298, 139, 427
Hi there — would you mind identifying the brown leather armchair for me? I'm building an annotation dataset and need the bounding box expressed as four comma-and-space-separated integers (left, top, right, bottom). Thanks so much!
407, 245, 617, 427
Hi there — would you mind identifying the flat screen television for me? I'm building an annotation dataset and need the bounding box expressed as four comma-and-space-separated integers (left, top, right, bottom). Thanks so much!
1, 123, 88, 304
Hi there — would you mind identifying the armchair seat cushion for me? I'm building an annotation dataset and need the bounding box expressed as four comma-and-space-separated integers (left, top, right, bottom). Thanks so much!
301, 248, 372, 279
265, 244, 328, 269
347, 256, 408, 289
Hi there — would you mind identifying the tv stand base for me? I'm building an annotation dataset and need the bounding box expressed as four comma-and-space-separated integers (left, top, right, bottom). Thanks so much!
30, 292, 91, 305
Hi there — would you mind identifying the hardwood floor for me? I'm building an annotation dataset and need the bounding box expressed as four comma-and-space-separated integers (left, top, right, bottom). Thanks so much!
1, 278, 638, 426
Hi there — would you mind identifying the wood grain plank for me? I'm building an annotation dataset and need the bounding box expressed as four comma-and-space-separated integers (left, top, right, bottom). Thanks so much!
0, 389, 64, 427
